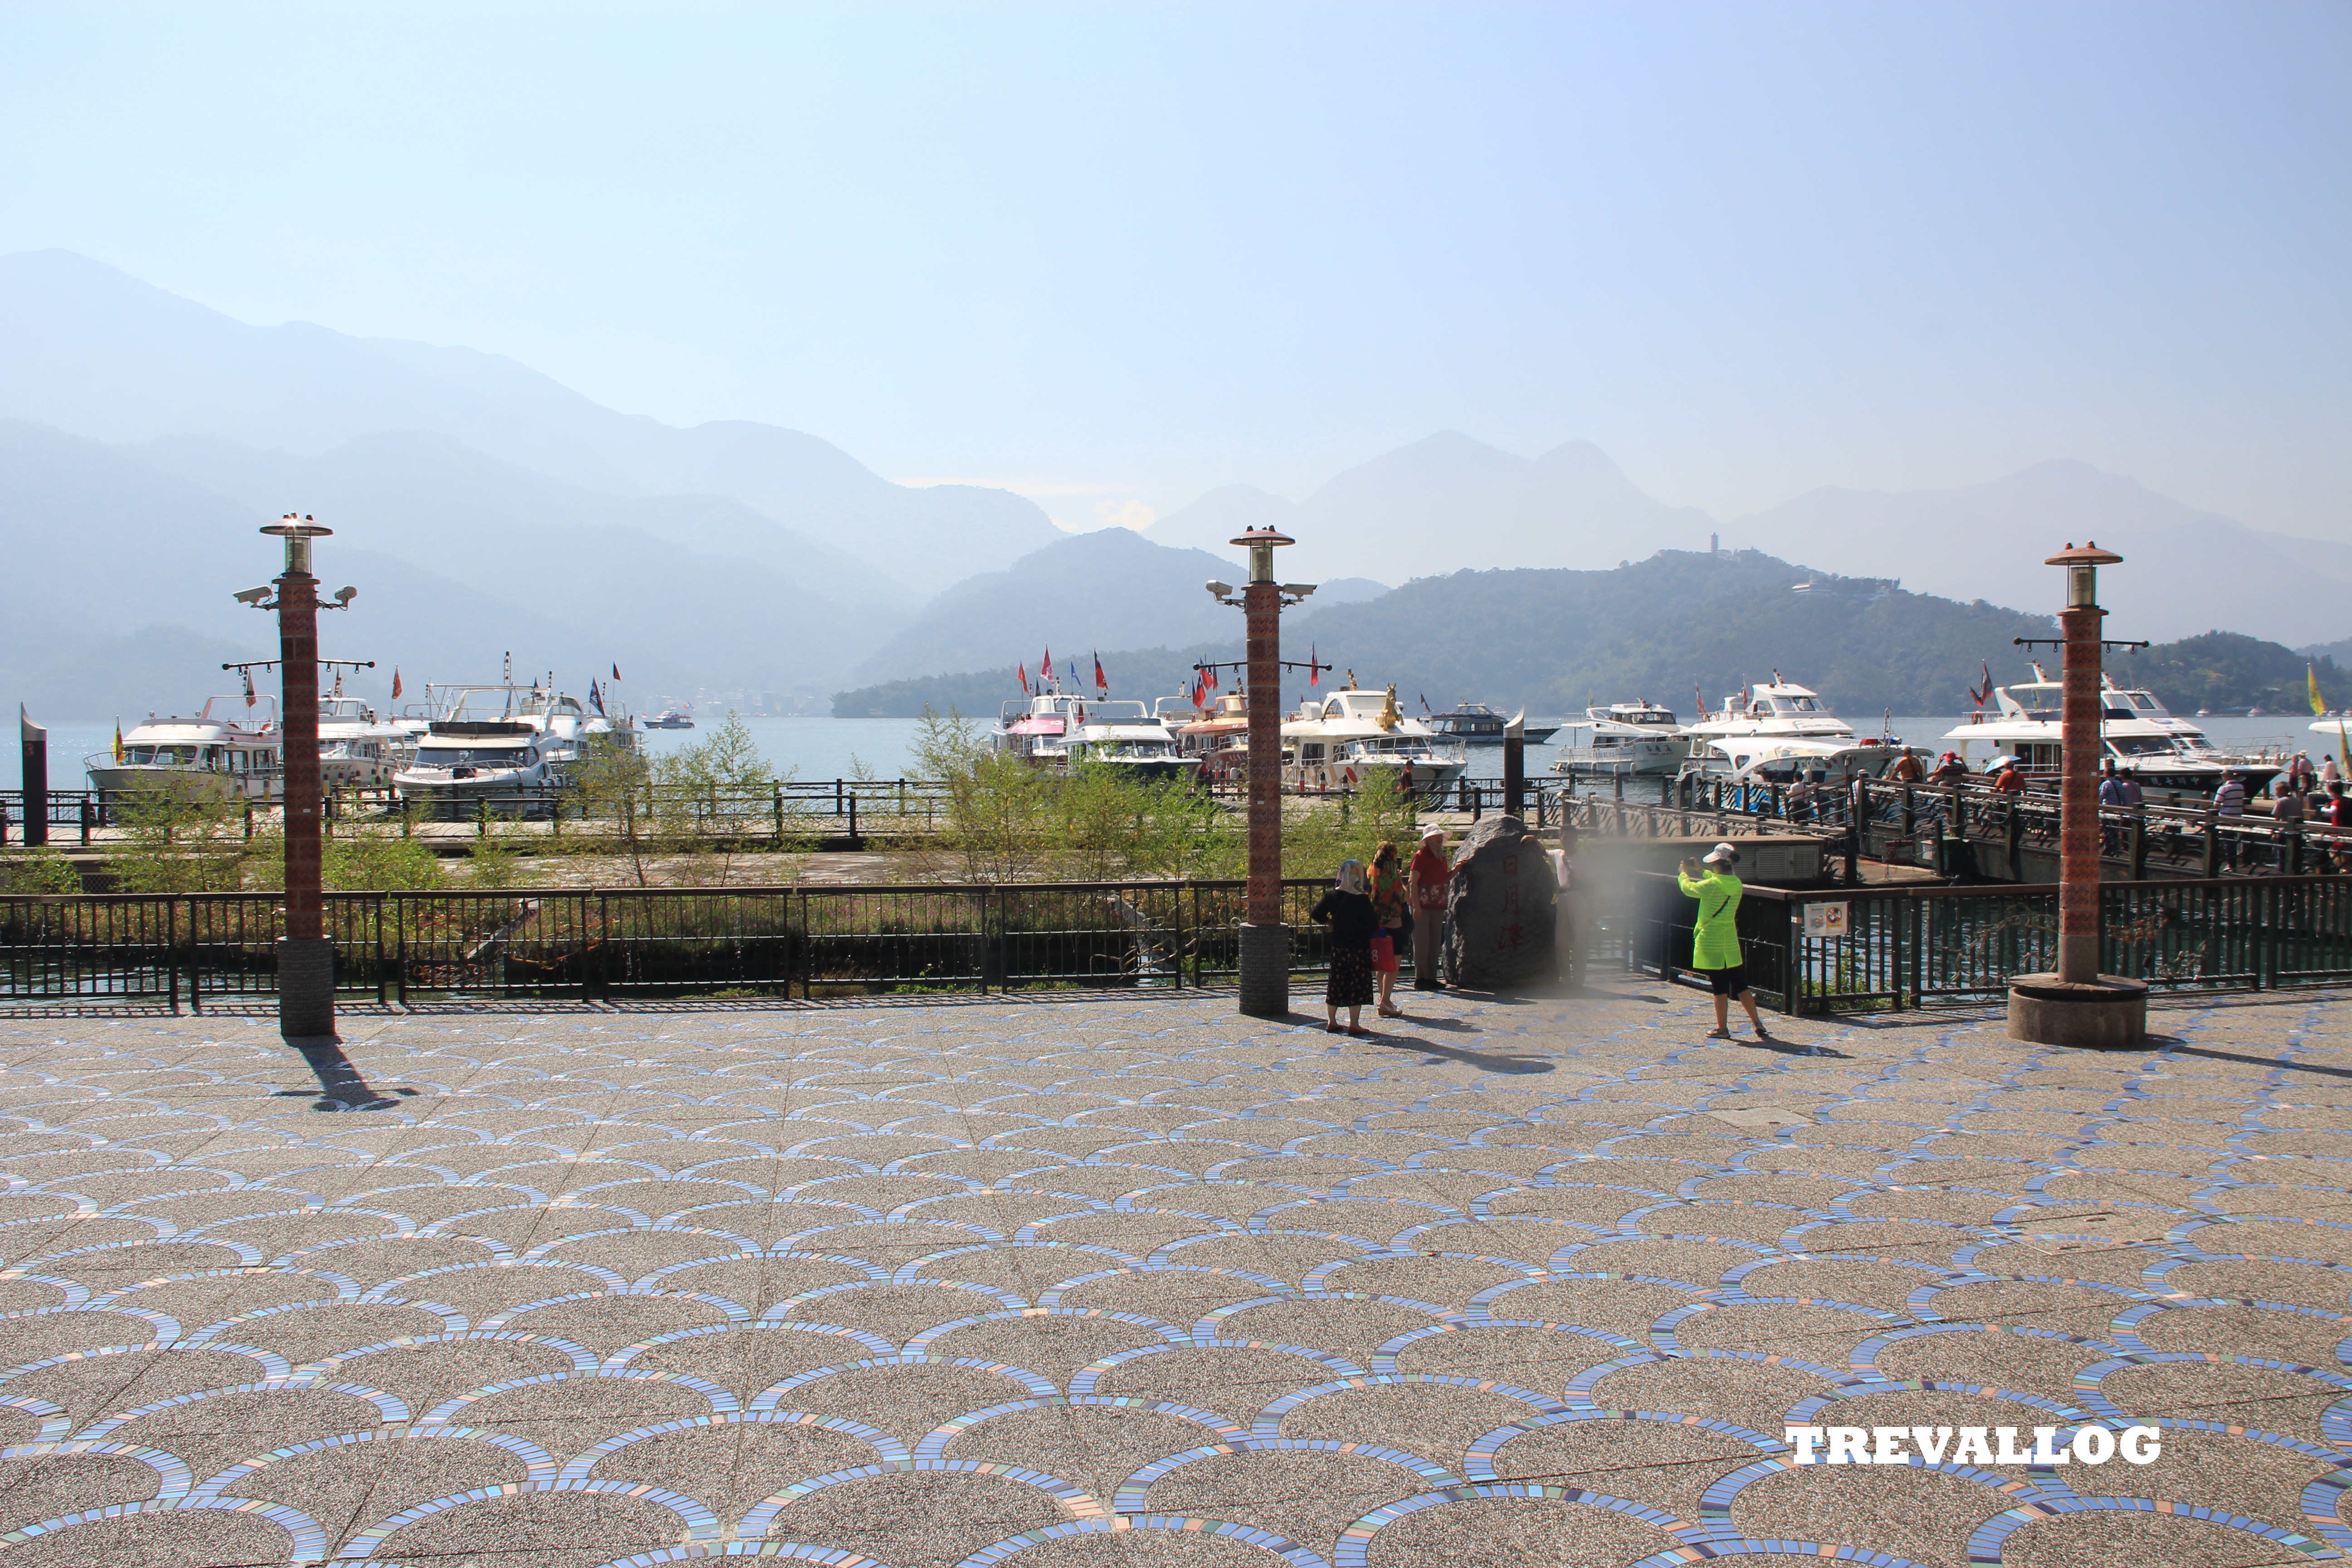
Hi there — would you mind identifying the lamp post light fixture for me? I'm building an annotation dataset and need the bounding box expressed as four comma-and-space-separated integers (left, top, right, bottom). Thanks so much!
1208, 528, 1313, 1018
243, 514, 354, 1042
2007, 540, 2147, 1048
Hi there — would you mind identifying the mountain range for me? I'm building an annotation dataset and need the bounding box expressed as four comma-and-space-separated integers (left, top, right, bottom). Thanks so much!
2, 246, 2345, 720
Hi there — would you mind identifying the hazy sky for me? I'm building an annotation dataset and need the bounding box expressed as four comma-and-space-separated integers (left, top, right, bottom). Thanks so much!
4, 2, 2346, 536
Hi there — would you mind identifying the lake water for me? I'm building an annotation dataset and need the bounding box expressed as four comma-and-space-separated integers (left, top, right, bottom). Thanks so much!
18, 710, 2329, 792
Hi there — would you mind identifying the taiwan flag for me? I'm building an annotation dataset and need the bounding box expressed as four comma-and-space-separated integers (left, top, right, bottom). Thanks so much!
1093, 652, 1107, 697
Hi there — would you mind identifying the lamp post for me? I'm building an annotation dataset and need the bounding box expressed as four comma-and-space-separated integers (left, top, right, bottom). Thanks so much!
1208, 528, 1313, 1017
244, 515, 354, 1042
2007, 541, 2146, 1047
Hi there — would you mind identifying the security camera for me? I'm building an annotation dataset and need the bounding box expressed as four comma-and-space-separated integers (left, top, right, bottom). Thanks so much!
1281, 583, 1317, 597
333, 586, 358, 605
1205, 579, 1233, 598
233, 587, 271, 606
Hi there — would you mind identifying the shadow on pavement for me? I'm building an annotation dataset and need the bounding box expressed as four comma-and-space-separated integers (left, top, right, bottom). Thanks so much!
277, 1039, 419, 1111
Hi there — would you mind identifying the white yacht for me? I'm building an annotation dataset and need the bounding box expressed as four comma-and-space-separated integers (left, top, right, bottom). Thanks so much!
394, 685, 611, 809
1551, 701, 1684, 776
990, 691, 1196, 779
1945, 666, 2275, 795
1681, 676, 1906, 780
1280, 686, 1469, 798
316, 694, 416, 790
85, 697, 282, 801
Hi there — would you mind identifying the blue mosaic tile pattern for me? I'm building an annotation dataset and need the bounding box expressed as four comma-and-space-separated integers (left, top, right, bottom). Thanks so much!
0, 983, 2342, 1565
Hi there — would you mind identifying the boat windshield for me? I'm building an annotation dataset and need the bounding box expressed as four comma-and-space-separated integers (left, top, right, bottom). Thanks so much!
2106, 736, 2181, 757
122, 745, 209, 766
417, 746, 534, 767
1346, 736, 1467, 762
1091, 743, 1176, 760
1770, 696, 1820, 712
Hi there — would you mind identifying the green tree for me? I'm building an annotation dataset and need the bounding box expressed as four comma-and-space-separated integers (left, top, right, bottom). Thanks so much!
108, 779, 254, 893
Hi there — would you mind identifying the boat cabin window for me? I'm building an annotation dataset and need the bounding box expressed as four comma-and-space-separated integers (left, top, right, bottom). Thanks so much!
1299, 742, 1326, 763
1754, 760, 1803, 783
2106, 736, 2179, 757
418, 746, 533, 767
1770, 696, 1819, 712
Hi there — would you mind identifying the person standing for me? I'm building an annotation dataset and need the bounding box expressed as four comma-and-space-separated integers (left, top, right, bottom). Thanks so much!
1679, 843, 1768, 1041
1368, 840, 1408, 1018
1310, 860, 1380, 1036
1407, 828, 1450, 990
2100, 760, 2132, 856
2276, 780, 2307, 872
2215, 769, 2247, 871
1890, 747, 1925, 784
1786, 772, 1816, 826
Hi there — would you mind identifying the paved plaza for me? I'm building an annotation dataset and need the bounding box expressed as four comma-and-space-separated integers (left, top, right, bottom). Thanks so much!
0, 980, 2343, 1567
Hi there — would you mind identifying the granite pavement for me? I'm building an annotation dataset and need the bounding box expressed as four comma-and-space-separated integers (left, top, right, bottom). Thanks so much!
0, 979, 2344, 1567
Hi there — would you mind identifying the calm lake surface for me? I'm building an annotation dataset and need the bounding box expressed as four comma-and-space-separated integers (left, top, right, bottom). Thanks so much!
21, 711, 2324, 792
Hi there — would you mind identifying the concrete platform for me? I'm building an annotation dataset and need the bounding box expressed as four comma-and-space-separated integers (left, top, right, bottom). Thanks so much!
0, 982, 2343, 1565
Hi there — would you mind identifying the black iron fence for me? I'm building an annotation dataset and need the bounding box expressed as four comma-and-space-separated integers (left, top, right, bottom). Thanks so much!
0, 879, 1370, 1010
1625, 870, 2352, 1014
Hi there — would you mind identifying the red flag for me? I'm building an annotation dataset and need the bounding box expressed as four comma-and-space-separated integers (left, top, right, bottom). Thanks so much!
1093, 652, 1107, 696
1041, 647, 1053, 681
1309, 645, 1321, 686
1968, 662, 1993, 708
612, 663, 622, 681
243, 669, 255, 707
390, 667, 403, 700
1018, 662, 1030, 695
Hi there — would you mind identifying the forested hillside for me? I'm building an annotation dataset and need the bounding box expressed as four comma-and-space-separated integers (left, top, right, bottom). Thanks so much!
834, 549, 2060, 716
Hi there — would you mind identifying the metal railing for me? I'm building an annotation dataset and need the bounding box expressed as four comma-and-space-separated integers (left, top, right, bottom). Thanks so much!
0, 879, 1362, 1009
1625, 870, 2352, 1014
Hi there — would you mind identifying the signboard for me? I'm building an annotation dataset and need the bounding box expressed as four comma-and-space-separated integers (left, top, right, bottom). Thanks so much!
1803, 902, 1849, 940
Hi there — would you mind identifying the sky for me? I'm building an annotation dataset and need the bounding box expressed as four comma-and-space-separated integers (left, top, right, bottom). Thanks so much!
2, 1, 2346, 537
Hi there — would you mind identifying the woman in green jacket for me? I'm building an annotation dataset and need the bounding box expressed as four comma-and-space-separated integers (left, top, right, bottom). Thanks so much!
1679, 842, 1770, 1041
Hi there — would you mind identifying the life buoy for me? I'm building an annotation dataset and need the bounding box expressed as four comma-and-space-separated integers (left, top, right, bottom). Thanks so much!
1343, 767, 1358, 786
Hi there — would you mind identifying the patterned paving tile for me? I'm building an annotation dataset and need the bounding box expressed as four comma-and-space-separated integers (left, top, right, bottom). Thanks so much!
0, 983, 2345, 1565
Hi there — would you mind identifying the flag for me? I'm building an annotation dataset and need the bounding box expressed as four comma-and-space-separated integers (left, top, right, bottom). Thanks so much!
1041, 647, 1054, 683
112, 720, 122, 764
2311, 665, 2328, 716
1017, 662, 1030, 695
612, 663, 622, 681
1308, 646, 1321, 686
390, 667, 403, 700
1419, 693, 1430, 713
1695, 683, 1707, 719
1093, 652, 1107, 696
589, 680, 605, 716
1968, 662, 1994, 708
242, 669, 255, 707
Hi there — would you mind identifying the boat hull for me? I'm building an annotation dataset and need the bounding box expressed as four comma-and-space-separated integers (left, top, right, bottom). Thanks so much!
85, 764, 276, 802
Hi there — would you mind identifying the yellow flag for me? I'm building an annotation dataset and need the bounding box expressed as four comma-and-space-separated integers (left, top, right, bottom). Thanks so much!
2312, 664, 2328, 715
112, 720, 123, 763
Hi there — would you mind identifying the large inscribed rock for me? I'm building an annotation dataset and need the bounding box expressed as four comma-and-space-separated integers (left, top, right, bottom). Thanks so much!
1442, 814, 1558, 989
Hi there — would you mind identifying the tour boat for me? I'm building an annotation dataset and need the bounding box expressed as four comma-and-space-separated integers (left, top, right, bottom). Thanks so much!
1681, 677, 1907, 781
990, 691, 1196, 779
1426, 701, 1559, 745
316, 694, 416, 790
1944, 666, 2276, 796
1279, 686, 1469, 798
1167, 691, 1253, 785
1550, 701, 1685, 776
393, 684, 619, 809
643, 706, 696, 730
84, 697, 282, 801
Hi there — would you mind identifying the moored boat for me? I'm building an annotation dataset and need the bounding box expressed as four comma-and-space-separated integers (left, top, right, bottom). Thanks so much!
1551, 701, 1683, 776
393, 684, 607, 811
1681, 676, 1907, 781
1280, 686, 1469, 798
1945, 666, 2277, 796
1426, 702, 1559, 745
85, 697, 282, 801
